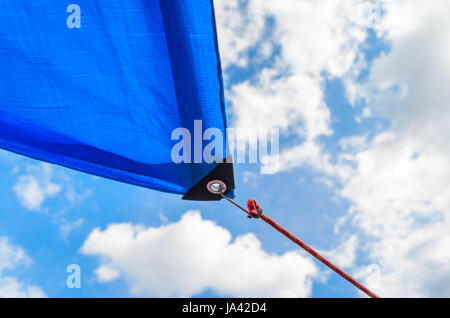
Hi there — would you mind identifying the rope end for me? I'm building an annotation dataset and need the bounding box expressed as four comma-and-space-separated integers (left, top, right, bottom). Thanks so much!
246, 199, 263, 219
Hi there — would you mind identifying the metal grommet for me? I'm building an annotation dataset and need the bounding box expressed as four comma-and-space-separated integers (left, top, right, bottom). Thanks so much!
207, 180, 227, 194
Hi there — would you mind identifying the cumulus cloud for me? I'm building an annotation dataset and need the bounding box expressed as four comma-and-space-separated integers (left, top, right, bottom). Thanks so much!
214, 0, 267, 69
12, 162, 92, 214
218, 0, 450, 297
0, 277, 46, 298
336, 0, 450, 297
264, 0, 450, 297
81, 210, 319, 297
56, 218, 85, 240
0, 237, 46, 298
321, 235, 359, 269
11, 161, 91, 238
215, 0, 372, 170
95, 265, 120, 283
13, 163, 61, 211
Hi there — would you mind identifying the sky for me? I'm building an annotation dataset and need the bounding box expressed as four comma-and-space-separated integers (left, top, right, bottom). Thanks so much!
1, 0, 450, 297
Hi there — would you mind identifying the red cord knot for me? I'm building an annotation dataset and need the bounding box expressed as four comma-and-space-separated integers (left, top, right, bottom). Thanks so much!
246, 199, 262, 219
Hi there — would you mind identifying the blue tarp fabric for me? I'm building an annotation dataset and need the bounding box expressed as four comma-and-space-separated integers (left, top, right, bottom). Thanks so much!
0, 0, 229, 195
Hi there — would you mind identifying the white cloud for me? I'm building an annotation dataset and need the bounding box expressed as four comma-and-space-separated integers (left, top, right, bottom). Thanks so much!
56, 218, 85, 240
333, 0, 450, 297
12, 162, 92, 215
11, 161, 91, 238
0, 237, 31, 272
0, 237, 46, 298
13, 163, 61, 211
214, 0, 374, 173
219, 0, 450, 297
81, 210, 319, 297
214, 0, 268, 69
321, 235, 359, 269
95, 265, 120, 283
0, 277, 46, 298
269, 140, 352, 179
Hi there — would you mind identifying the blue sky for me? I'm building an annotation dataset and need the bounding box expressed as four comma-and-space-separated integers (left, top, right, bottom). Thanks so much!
2, 0, 450, 298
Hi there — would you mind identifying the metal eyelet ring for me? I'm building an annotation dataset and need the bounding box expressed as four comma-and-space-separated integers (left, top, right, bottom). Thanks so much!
206, 180, 227, 194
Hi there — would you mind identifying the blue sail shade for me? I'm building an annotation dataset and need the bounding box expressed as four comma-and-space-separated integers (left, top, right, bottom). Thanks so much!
0, 0, 233, 198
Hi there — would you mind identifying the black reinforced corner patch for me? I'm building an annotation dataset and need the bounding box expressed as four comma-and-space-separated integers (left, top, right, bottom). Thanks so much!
182, 161, 235, 201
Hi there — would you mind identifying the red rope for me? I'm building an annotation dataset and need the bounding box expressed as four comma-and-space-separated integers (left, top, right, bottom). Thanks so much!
240, 197, 379, 298
259, 212, 378, 298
